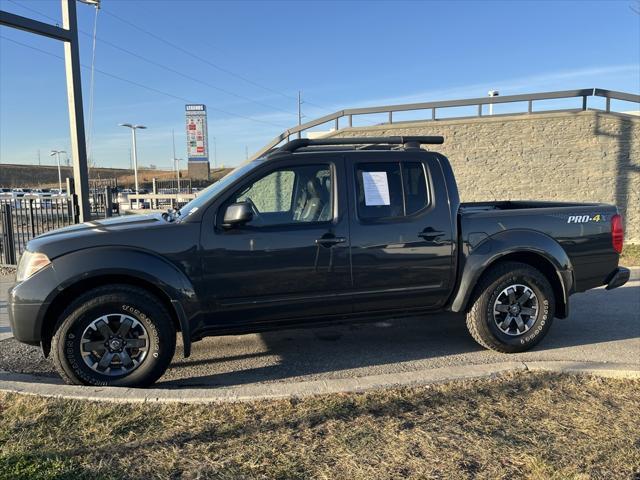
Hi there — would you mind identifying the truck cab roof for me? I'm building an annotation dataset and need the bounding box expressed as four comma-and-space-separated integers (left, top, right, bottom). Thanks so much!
263, 136, 445, 159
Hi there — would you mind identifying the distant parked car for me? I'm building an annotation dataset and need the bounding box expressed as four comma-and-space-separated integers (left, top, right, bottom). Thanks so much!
31, 189, 53, 206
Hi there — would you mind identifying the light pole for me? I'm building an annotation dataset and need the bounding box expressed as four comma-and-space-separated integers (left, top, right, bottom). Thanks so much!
50, 150, 66, 193
212, 136, 217, 169
118, 123, 146, 194
174, 157, 182, 189
488, 90, 499, 115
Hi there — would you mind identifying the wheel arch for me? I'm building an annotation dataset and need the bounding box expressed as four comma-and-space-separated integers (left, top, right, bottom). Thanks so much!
449, 230, 573, 318
41, 274, 184, 356
470, 252, 568, 318
39, 247, 196, 358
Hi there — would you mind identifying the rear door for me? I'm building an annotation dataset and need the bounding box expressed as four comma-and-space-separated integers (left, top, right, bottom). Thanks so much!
347, 151, 455, 312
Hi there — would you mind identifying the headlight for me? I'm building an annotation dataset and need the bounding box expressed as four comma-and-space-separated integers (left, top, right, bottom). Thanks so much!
16, 251, 51, 282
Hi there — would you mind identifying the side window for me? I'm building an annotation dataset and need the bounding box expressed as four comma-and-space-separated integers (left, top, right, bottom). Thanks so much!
355, 163, 404, 220
403, 162, 429, 215
237, 170, 294, 213
227, 164, 332, 227
355, 161, 429, 221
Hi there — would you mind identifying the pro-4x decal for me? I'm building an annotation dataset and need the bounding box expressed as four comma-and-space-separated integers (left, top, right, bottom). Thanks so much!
567, 214, 605, 224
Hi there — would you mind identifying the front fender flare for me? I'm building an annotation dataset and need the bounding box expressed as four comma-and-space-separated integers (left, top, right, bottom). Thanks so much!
449, 230, 574, 317
46, 246, 198, 357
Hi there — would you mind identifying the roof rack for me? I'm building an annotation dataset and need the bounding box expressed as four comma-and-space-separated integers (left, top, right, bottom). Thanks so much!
267, 136, 444, 157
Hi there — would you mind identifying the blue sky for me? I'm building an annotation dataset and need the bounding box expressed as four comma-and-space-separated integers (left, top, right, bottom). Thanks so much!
1, 0, 639, 170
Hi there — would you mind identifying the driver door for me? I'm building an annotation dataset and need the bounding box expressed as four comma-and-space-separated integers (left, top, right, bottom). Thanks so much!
199, 156, 352, 327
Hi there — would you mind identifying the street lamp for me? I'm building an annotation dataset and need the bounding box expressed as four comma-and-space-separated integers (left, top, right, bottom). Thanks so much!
49, 150, 67, 193
174, 157, 182, 195
488, 90, 499, 116
118, 123, 147, 195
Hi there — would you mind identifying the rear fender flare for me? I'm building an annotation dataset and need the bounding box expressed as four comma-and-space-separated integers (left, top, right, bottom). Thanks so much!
449, 230, 573, 317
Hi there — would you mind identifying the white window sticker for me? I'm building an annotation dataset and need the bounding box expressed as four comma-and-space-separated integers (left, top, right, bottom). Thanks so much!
362, 171, 390, 206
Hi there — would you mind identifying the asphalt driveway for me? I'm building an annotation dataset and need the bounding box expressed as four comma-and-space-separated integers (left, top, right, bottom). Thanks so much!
1, 269, 638, 388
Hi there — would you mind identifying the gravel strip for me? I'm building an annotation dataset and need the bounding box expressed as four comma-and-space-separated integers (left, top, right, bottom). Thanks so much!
0, 338, 57, 377
0, 266, 16, 276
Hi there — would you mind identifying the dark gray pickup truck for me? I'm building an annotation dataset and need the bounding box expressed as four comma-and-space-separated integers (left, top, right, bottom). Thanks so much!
8, 136, 629, 387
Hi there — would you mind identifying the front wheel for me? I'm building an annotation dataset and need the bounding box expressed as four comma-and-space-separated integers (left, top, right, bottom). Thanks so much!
51, 285, 176, 387
466, 262, 555, 353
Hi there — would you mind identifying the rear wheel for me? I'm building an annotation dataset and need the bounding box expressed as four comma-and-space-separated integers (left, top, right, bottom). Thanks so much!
466, 262, 555, 353
51, 285, 176, 387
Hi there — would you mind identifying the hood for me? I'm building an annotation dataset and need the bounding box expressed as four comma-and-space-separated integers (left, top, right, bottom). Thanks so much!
27, 213, 173, 259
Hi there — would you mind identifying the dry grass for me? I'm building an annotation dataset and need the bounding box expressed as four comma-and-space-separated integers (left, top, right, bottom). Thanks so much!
621, 243, 640, 267
1, 372, 639, 480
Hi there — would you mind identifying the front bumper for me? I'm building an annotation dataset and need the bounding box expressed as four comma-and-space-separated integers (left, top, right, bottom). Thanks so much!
605, 267, 630, 290
7, 265, 57, 345
8, 300, 48, 345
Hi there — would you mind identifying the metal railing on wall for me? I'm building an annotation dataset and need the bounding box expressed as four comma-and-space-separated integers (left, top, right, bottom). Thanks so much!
252, 88, 640, 160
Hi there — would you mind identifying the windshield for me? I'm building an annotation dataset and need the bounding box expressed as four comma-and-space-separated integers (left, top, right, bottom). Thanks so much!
178, 160, 264, 219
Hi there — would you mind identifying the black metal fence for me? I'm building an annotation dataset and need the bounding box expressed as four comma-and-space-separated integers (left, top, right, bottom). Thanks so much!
0, 195, 78, 265
154, 178, 193, 195
88, 178, 119, 218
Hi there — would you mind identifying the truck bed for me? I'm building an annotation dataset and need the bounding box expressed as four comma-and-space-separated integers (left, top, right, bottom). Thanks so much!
458, 200, 620, 293
459, 200, 602, 213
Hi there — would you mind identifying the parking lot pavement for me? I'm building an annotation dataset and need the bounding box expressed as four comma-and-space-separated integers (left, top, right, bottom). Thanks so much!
1, 269, 638, 388
0, 273, 14, 341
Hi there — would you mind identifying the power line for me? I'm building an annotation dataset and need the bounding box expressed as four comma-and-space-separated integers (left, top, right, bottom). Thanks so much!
4, 0, 363, 127
5, 0, 59, 23
86, 33, 296, 116
5, 0, 297, 116
86, 3, 100, 165
101, 9, 343, 115
6, 0, 336, 118
102, 8, 300, 103
0, 35, 286, 128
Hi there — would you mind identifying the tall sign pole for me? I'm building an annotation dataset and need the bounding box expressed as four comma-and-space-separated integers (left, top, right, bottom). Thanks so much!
61, 0, 90, 221
0, 0, 93, 222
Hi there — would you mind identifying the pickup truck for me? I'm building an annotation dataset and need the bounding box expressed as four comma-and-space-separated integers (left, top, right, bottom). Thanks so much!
8, 136, 630, 387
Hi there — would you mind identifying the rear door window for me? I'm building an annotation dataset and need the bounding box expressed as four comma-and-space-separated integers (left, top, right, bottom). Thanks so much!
355, 161, 429, 221
403, 162, 429, 215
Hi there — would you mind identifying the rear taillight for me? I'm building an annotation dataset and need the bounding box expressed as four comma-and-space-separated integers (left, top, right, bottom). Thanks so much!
611, 214, 624, 254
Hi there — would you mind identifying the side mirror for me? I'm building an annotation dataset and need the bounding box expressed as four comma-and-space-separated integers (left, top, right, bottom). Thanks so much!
222, 202, 253, 228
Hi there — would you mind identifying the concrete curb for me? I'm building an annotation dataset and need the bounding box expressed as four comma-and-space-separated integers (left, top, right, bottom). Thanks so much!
1, 361, 638, 404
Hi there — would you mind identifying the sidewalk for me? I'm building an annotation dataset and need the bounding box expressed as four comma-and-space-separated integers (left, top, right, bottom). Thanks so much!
0, 272, 15, 341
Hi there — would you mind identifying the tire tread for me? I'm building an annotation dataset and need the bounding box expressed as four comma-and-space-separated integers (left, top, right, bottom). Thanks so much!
465, 262, 554, 353
50, 284, 175, 386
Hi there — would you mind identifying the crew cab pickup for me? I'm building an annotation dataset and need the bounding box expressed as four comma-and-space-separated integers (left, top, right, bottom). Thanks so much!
8, 136, 630, 387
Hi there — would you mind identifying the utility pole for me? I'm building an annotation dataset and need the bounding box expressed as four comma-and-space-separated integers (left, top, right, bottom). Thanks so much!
37, 149, 41, 166
297, 90, 303, 139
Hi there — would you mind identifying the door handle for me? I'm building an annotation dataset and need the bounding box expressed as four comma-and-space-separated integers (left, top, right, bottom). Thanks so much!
418, 230, 445, 241
315, 236, 346, 247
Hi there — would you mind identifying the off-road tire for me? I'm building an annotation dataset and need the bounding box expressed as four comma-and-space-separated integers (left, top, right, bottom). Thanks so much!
51, 285, 176, 387
466, 262, 555, 353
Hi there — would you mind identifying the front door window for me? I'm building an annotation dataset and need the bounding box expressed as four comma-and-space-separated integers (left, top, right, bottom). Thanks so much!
228, 164, 332, 227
